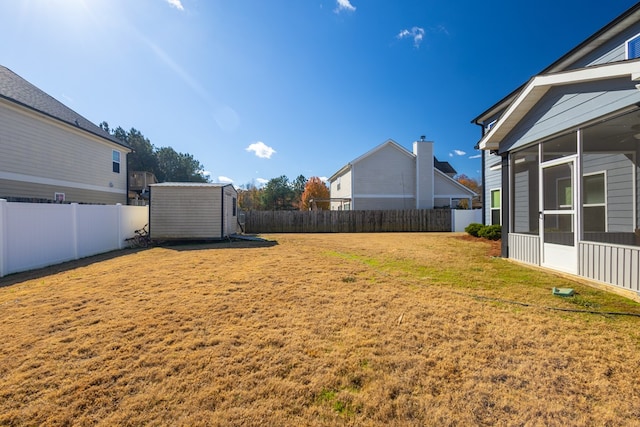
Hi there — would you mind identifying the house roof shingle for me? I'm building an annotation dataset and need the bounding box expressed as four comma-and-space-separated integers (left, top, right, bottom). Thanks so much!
0, 65, 129, 149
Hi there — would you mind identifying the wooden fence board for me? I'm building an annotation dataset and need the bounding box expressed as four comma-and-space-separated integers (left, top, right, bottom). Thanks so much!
243, 209, 451, 233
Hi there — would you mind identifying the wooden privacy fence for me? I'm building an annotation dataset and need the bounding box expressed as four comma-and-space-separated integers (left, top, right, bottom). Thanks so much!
243, 209, 452, 233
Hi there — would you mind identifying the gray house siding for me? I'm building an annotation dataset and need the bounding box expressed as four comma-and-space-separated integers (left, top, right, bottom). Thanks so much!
500, 78, 640, 154
484, 152, 502, 225
583, 153, 635, 233
574, 22, 640, 68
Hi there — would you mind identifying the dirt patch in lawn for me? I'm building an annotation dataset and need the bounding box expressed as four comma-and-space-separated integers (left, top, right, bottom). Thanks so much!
1, 233, 640, 426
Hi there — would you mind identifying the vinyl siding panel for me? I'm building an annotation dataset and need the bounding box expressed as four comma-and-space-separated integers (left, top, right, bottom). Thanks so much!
0, 101, 127, 203
0, 178, 125, 204
500, 79, 640, 153
330, 169, 352, 210
583, 153, 634, 232
509, 233, 540, 265
149, 186, 223, 240
484, 152, 502, 224
572, 22, 640, 68
580, 241, 640, 291
352, 144, 415, 197
352, 197, 416, 211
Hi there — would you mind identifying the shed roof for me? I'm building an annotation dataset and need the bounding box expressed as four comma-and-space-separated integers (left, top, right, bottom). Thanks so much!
0, 65, 129, 149
150, 182, 235, 189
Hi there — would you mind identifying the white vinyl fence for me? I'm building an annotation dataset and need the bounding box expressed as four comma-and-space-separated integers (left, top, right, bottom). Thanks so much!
0, 199, 148, 277
451, 209, 483, 232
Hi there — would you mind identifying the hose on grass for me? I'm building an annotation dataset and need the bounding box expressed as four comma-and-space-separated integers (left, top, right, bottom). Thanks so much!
456, 292, 640, 318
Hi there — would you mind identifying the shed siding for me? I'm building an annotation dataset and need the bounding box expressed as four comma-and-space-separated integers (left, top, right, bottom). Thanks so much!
500, 79, 640, 153
0, 101, 127, 204
150, 187, 223, 239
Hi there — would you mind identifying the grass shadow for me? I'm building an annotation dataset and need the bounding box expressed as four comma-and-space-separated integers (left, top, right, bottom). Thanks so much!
159, 237, 279, 252
0, 249, 141, 288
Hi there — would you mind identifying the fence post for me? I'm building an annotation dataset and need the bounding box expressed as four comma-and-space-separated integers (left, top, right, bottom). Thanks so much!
116, 203, 124, 250
0, 199, 6, 277
71, 203, 79, 260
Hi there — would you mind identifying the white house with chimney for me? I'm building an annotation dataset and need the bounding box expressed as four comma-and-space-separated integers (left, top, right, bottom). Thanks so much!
328, 138, 476, 210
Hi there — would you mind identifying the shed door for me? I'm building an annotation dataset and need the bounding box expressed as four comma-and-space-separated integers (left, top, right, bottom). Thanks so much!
540, 157, 577, 274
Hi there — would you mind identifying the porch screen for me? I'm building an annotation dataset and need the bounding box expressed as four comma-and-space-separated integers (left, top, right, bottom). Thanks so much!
511, 146, 539, 235
582, 110, 640, 246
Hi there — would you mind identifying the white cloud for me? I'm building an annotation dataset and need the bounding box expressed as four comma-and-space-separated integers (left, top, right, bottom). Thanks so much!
469, 154, 482, 159
166, 0, 184, 11
448, 152, 453, 157
246, 141, 276, 159
256, 178, 269, 186
453, 149, 466, 156
218, 176, 233, 184
397, 27, 425, 48
319, 176, 328, 182
334, 0, 355, 14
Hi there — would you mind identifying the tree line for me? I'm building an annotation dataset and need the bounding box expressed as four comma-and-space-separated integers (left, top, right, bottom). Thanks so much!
238, 176, 330, 211
100, 122, 209, 183
101, 122, 331, 210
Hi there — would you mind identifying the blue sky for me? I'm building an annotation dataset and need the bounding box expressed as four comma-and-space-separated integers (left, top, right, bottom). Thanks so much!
2, 0, 638, 187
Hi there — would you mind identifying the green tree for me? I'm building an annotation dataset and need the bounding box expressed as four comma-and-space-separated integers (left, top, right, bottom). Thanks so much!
156, 147, 208, 183
100, 122, 209, 183
291, 174, 307, 208
262, 175, 294, 210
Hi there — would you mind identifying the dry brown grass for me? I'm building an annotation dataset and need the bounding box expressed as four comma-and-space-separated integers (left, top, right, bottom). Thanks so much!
1, 233, 640, 426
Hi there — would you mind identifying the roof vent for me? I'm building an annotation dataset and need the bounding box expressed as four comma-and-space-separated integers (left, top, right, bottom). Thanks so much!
420, 135, 425, 141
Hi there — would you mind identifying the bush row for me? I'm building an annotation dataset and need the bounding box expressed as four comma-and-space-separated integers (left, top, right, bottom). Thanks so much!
465, 223, 501, 241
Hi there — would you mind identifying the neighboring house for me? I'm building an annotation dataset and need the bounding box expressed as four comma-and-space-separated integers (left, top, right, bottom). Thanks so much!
149, 183, 238, 240
328, 138, 476, 210
0, 65, 131, 204
128, 171, 158, 205
472, 4, 640, 291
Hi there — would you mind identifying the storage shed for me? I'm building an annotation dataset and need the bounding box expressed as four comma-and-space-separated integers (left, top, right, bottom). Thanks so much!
149, 183, 238, 240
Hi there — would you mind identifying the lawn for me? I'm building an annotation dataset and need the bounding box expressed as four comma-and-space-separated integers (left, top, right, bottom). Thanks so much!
1, 233, 640, 426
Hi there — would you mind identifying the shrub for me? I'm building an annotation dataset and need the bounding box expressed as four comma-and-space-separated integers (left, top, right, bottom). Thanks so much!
478, 224, 502, 240
465, 223, 484, 237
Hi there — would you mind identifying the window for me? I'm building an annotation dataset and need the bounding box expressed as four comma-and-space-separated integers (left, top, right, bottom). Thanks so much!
232, 197, 237, 217
336, 176, 341, 191
112, 150, 121, 173
626, 33, 640, 59
490, 189, 501, 225
54, 192, 65, 203
583, 172, 606, 232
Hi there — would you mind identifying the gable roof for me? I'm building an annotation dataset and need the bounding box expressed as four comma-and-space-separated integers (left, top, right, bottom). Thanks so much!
0, 65, 129, 149
472, 3, 640, 125
477, 59, 640, 150
329, 138, 457, 181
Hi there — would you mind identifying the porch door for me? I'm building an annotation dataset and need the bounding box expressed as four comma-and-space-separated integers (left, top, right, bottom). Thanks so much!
540, 157, 577, 274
